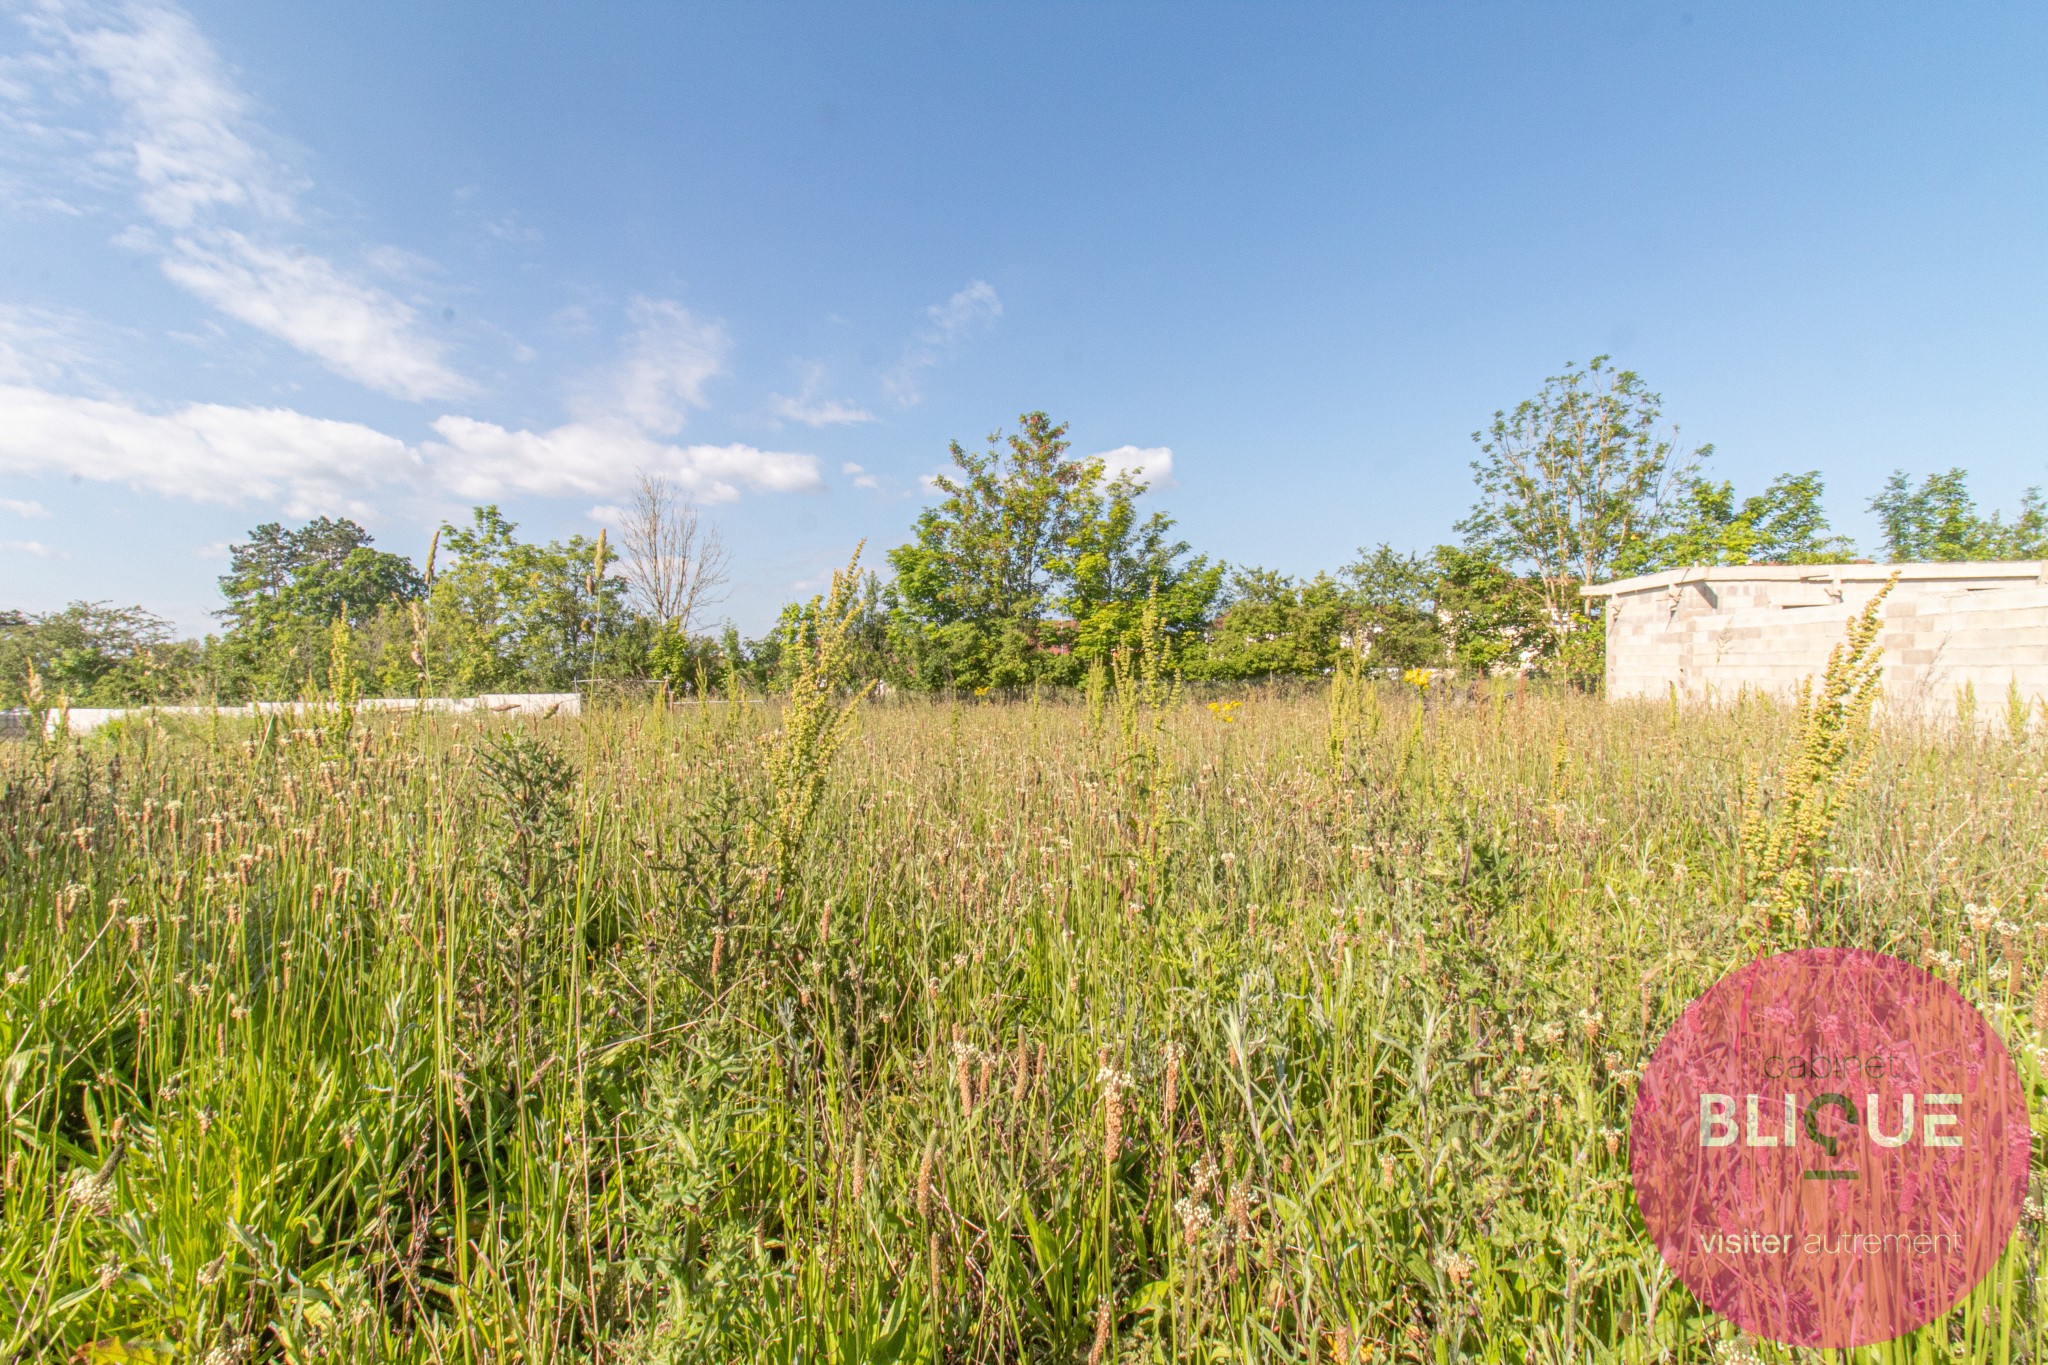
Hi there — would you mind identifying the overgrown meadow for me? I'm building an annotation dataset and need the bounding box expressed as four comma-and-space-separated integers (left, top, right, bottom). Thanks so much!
3, 655, 2045, 1361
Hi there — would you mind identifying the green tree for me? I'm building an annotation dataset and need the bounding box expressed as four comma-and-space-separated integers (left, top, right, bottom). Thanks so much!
1192, 569, 1350, 680
0, 602, 211, 707
1432, 546, 1551, 676
1339, 544, 1446, 669
1617, 471, 1857, 573
886, 412, 1219, 689
1459, 357, 1707, 624
428, 506, 630, 693
1061, 472, 1223, 675
1869, 469, 2048, 562
217, 518, 422, 698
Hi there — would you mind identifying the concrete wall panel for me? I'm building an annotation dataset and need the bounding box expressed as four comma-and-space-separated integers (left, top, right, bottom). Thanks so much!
1589, 562, 2048, 722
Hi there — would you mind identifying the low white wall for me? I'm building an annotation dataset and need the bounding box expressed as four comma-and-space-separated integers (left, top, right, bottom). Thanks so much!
24, 693, 582, 737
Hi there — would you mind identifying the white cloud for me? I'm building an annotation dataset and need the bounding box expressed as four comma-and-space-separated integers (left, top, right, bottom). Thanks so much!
840, 461, 880, 490
0, 304, 101, 388
10, 1, 470, 401
0, 376, 827, 518
483, 212, 540, 245
773, 361, 874, 426
1094, 444, 1176, 490
775, 392, 875, 427
586, 504, 627, 524
0, 382, 416, 516
573, 297, 728, 435
1, 497, 52, 517
2, 539, 57, 558
426, 417, 820, 504
927, 280, 1002, 342
160, 231, 469, 400
884, 280, 1001, 405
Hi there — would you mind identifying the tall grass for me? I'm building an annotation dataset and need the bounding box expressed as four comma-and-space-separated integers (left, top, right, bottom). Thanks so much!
1, 679, 2043, 1362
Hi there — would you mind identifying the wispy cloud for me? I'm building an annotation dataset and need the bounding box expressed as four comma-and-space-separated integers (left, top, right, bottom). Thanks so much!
773, 362, 874, 427
1094, 444, 1176, 490
160, 231, 469, 401
0, 304, 103, 388
1, 539, 58, 558
774, 392, 875, 427
1, 496, 52, 517
841, 461, 879, 490
482, 212, 541, 245
56, 0, 298, 228
8, 0, 470, 400
884, 280, 1001, 405
572, 297, 729, 435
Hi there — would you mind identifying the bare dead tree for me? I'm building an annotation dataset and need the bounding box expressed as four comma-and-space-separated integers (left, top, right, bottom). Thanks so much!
617, 471, 731, 633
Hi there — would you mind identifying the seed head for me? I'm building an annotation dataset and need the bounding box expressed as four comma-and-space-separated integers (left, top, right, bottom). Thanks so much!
1086, 1297, 1113, 1365
954, 1038, 975, 1115
1011, 1034, 1030, 1107
1098, 1065, 1132, 1166
1225, 1185, 1254, 1240
66, 1167, 114, 1217
916, 1139, 936, 1220
1175, 1195, 1214, 1245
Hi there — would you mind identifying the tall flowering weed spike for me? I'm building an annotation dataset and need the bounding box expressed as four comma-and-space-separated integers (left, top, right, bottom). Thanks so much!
1738, 573, 1896, 935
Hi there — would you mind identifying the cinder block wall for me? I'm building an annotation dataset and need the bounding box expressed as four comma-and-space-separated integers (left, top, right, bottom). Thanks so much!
1588, 563, 2048, 721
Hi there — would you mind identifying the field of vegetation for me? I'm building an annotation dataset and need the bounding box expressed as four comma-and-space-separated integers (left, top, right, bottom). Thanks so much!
2, 598, 2044, 1362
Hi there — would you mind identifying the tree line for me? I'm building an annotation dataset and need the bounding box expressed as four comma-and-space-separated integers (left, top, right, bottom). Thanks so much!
5, 357, 2045, 708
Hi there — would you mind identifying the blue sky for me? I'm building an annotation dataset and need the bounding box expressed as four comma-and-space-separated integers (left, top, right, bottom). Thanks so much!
2, 1, 2045, 635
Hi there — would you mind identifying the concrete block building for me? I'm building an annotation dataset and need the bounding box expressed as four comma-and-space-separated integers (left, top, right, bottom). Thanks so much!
1581, 562, 2048, 720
